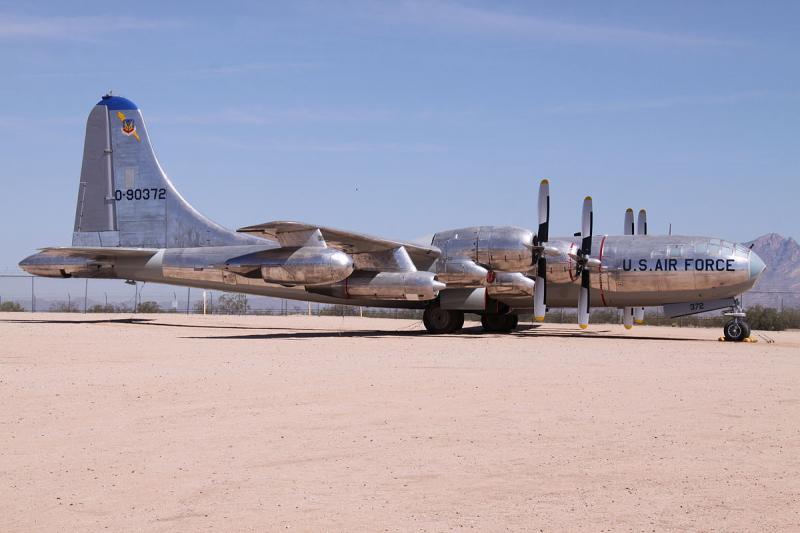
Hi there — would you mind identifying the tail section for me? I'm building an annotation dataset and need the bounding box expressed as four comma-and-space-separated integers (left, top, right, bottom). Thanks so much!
73, 94, 259, 248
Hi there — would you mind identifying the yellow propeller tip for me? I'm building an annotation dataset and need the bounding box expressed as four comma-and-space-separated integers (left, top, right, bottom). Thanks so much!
585, 196, 592, 201
579, 324, 588, 329
626, 208, 633, 212
634, 320, 644, 324
534, 317, 545, 322
624, 325, 633, 330
540, 178, 549, 184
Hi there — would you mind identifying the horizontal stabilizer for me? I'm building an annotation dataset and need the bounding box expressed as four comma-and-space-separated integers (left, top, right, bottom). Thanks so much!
38, 246, 158, 260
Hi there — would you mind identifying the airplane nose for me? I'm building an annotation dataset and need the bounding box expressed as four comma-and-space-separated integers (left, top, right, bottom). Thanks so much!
749, 250, 766, 279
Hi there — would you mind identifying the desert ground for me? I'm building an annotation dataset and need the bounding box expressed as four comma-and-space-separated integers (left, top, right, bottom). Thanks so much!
1, 313, 798, 532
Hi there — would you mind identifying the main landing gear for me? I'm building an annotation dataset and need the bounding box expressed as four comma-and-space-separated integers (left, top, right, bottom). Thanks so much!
422, 304, 520, 334
480, 313, 518, 333
723, 298, 751, 342
422, 305, 464, 334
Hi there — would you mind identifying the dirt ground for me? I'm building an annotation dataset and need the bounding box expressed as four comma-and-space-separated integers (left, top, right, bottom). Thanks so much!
1, 313, 798, 532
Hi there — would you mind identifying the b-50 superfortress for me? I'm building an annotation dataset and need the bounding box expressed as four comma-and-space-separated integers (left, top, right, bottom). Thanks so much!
20, 95, 766, 341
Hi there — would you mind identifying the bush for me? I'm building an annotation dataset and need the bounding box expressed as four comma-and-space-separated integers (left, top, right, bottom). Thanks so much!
50, 301, 80, 313
87, 303, 133, 313
0, 301, 25, 312
136, 301, 161, 313
747, 305, 788, 331
215, 293, 249, 315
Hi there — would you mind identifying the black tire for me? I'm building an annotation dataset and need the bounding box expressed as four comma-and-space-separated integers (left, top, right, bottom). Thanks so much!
723, 320, 748, 342
481, 313, 518, 333
506, 314, 519, 330
740, 321, 751, 340
423, 307, 464, 334
452, 311, 465, 332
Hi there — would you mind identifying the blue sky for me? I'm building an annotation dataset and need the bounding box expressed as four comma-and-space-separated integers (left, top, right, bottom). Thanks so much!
1, 0, 798, 272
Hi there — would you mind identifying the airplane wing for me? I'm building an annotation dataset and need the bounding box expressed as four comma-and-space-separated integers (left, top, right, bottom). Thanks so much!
237, 221, 441, 269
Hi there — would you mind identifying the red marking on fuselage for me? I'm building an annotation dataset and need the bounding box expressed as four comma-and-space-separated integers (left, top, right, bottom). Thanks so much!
598, 235, 607, 306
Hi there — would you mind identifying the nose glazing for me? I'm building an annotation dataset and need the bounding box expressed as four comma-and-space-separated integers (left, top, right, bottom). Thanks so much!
749, 251, 766, 279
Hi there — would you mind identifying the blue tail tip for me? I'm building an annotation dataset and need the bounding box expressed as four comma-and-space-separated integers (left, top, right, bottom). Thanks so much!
97, 94, 138, 110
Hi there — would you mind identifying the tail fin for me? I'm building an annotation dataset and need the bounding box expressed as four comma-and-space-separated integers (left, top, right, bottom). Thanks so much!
73, 94, 257, 248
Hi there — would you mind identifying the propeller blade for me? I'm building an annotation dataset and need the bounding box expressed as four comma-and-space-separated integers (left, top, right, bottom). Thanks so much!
533, 179, 550, 322
637, 209, 647, 236
634, 307, 645, 324
534, 258, 546, 321
624, 208, 634, 236
578, 269, 590, 329
581, 196, 593, 256
623, 307, 634, 329
538, 179, 550, 243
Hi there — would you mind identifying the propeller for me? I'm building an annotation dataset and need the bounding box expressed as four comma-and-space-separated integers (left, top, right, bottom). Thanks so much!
623, 306, 634, 329
634, 208, 647, 324
533, 179, 549, 321
624, 208, 634, 236
636, 209, 647, 236
576, 197, 593, 328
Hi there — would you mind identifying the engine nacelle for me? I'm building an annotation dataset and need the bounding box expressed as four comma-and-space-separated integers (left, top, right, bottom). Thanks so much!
432, 226, 533, 273
486, 271, 535, 297
308, 271, 446, 301
260, 248, 353, 285
225, 247, 354, 286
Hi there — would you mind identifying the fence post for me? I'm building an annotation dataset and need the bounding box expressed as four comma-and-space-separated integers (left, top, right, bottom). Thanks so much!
31, 277, 35, 313
84, 279, 88, 313
186, 287, 190, 315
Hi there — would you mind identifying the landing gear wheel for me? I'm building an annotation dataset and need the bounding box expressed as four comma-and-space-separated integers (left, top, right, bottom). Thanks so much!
481, 313, 518, 333
723, 319, 750, 342
423, 307, 464, 334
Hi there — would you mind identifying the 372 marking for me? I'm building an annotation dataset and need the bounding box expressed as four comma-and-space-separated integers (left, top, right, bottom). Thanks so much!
114, 188, 166, 201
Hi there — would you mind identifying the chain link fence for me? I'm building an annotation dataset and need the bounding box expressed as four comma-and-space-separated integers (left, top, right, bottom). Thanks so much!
1, 274, 797, 328
0, 274, 424, 318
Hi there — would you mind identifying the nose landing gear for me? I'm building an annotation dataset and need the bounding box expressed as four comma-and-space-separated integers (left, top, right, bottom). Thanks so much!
722, 298, 751, 342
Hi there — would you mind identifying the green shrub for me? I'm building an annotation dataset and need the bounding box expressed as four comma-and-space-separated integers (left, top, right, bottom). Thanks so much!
0, 301, 25, 312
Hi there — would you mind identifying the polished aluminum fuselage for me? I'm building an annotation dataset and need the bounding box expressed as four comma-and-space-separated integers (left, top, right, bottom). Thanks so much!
21, 229, 764, 312
430, 225, 763, 309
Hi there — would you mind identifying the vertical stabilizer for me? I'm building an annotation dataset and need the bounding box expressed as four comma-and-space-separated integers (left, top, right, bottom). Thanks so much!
72, 94, 260, 248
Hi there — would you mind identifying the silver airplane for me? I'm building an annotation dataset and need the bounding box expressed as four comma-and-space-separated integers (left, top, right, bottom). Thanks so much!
19, 95, 766, 341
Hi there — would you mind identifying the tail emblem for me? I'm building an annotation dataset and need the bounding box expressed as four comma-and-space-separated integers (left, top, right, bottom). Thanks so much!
116, 111, 141, 142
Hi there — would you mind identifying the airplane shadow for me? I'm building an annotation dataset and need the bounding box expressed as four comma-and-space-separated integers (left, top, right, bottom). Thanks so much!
181, 324, 705, 342
0, 317, 708, 342
0, 317, 156, 325
0, 317, 331, 332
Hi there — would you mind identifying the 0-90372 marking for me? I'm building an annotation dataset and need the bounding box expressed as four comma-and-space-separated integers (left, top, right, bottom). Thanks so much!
114, 188, 166, 201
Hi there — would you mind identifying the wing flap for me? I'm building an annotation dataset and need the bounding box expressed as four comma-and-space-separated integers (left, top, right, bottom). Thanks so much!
237, 221, 440, 268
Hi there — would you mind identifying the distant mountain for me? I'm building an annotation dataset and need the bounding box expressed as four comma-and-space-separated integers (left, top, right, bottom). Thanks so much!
744, 233, 800, 309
